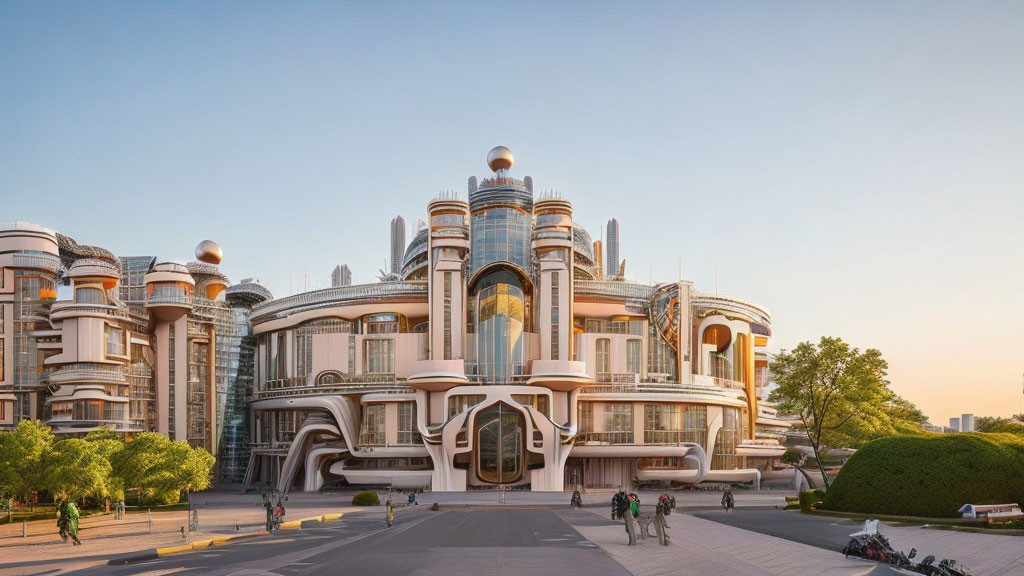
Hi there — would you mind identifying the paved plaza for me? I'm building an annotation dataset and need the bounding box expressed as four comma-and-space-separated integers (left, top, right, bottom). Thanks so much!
1, 490, 1021, 575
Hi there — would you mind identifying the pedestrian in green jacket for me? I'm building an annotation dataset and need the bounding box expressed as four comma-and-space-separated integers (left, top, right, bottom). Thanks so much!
58, 500, 82, 545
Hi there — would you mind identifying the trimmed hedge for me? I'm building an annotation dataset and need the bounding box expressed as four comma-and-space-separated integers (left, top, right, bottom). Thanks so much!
799, 489, 825, 511
351, 490, 380, 506
822, 433, 1024, 518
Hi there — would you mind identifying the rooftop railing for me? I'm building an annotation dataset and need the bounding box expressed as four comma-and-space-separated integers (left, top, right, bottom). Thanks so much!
251, 281, 427, 323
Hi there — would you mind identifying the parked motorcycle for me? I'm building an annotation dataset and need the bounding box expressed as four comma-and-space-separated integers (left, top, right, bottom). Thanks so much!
841, 520, 972, 575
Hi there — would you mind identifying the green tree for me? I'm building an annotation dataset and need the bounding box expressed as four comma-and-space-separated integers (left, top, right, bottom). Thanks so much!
42, 438, 112, 502
84, 429, 126, 499
0, 420, 54, 506
768, 337, 925, 490
975, 416, 1024, 434
110, 433, 215, 504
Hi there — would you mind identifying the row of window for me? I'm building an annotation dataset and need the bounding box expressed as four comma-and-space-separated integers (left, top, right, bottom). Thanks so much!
577, 403, 745, 454
359, 402, 421, 446
49, 400, 126, 422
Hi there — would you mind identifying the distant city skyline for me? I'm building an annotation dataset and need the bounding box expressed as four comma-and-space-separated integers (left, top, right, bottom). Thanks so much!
331, 264, 351, 287
2, 2, 1022, 424
390, 216, 406, 276
606, 218, 620, 278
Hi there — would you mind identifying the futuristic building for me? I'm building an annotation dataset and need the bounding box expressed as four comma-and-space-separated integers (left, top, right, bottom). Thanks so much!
0, 222, 270, 484
243, 147, 790, 492
0, 147, 788, 492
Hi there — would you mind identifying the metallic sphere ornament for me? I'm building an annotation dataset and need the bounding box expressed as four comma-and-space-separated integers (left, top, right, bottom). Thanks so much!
486, 146, 514, 172
195, 240, 223, 265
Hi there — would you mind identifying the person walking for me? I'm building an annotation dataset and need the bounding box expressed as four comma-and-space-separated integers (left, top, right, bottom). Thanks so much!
57, 500, 82, 545
654, 500, 670, 546
385, 490, 394, 528
622, 493, 637, 545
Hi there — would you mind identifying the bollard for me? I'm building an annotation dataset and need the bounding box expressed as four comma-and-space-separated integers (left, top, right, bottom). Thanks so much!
23, 521, 27, 538
147, 508, 152, 533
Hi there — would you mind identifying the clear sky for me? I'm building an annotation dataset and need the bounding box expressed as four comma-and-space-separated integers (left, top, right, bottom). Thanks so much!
2, 2, 1022, 424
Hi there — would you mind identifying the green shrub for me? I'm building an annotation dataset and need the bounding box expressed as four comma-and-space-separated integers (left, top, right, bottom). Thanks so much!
351, 490, 380, 506
799, 489, 825, 511
823, 433, 1024, 518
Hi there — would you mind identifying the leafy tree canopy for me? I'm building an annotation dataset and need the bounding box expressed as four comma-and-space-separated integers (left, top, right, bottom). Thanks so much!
0, 420, 54, 502
768, 336, 926, 489
975, 416, 1024, 435
42, 438, 111, 502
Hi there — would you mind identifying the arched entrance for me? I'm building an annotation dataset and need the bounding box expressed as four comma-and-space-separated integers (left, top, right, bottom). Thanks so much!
475, 402, 525, 484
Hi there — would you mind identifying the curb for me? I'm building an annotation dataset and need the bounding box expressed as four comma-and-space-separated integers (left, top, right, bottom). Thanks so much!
107, 514, 344, 565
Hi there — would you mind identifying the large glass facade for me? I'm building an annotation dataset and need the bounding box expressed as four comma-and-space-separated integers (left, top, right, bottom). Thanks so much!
469, 207, 532, 276
468, 269, 526, 383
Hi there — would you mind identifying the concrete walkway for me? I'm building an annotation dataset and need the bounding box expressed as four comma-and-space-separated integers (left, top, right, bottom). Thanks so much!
881, 523, 1024, 576
0, 495, 364, 576
562, 508, 887, 576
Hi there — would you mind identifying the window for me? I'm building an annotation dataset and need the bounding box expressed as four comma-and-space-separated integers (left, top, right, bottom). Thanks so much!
577, 401, 593, 434
550, 272, 559, 359
364, 339, 394, 374
397, 402, 420, 444
512, 394, 549, 417
595, 339, 610, 376
603, 403, 633, 443
447, 394, 485, 418
443, 272, 453, 359
105, 326, 126, 357
360, 404, 386, 446
584, 318, 644, 335
104, 402, 125, 422
75, 287, 106, 305
365, 314, 400, 334
713, 407, 742, 470
626, 339, 641, 375
50, 402, 73, 418
74, 400, 104, 421
644, 404, 706, 445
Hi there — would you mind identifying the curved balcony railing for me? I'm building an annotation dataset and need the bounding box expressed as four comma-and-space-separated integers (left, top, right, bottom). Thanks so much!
574, 280, 655, 302
691, 292, 772, 325
579, 380, 746, 398
251, 281, 428, 323
253, 380, 415, 401
12, 253, 61, 273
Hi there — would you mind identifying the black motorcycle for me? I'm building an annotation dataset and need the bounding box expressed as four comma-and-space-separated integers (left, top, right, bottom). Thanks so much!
841, 520, 971, 576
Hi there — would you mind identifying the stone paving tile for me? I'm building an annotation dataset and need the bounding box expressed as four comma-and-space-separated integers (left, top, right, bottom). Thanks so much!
879, 523, 1024, 576
564, 509, 876, 576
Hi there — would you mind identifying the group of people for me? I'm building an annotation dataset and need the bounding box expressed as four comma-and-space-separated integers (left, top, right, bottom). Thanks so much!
611, 488, 674, 547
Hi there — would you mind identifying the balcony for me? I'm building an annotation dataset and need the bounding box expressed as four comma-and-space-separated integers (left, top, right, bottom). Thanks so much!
576, 431, 634, 445
253, 379, 415, 401
407, 359, 468, 392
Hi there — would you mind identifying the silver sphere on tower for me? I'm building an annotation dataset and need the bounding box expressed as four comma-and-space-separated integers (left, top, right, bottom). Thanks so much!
195, 240, 223, 265
487, 146, 514, 172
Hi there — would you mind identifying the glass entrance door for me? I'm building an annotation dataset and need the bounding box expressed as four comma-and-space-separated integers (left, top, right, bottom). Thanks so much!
476, 403, 524, 484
